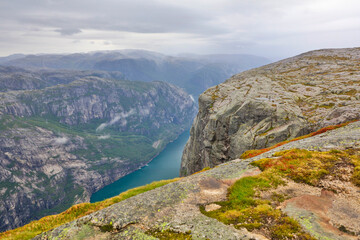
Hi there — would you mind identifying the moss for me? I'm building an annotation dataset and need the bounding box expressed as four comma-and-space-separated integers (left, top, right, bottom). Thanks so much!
240, 120, 358, 159
145, 229, 192, 240
270, 217, 313, 239
253, 148, 360, 187
99, 223, 113, 232
349, 149, 360, 186
318, 103, 335, 108
344, 89, 357, 96
270, 192, 287, 204
338, 225, 356, 236
200, 148, 360, 239
191, 166, 211, 175
201, 173, 312, 239
74, 224, 95, 240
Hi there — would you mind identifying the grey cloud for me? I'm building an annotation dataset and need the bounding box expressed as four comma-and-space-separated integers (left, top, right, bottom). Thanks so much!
55, 28, 82, 36
0, 0, 223, 35
0, 0, 359, 59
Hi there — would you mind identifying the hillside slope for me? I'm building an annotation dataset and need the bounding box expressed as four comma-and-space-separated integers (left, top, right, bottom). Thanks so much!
181, 48, 360, 176
0, 73, 196, 231
13, 120, 358, 240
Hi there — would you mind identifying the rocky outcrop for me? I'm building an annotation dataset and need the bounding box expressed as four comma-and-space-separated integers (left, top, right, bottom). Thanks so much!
33, 120, 360, 240
0, 74, 197, 232
181, 48, 360, 176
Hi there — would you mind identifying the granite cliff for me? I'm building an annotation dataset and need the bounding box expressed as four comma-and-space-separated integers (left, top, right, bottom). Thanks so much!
0, 68, 197, 232
181, 48, 360, 176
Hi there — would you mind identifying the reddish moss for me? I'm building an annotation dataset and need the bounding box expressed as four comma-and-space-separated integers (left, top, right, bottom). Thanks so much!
240, 120, 358, 159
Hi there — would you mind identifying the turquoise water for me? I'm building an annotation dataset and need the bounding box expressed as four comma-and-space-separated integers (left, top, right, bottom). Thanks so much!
90, 130, 190, 203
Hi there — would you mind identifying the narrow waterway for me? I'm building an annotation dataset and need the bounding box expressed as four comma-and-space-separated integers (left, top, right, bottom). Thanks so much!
90, 130, 190, 203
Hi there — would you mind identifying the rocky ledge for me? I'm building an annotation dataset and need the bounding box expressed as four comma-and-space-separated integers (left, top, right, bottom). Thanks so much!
181, 47, 360, 176
33, 120, 360, 239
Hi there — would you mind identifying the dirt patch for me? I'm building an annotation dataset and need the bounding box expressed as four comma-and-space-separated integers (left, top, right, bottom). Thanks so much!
281, 185, 360, 239
198, 177, 229, 204
197, 168, 262, 205
205, 204, 222, 212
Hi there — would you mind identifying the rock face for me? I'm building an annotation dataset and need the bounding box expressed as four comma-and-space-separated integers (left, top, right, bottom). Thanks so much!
181, 48, 360, 176
33, 120, 360, 240
0, 69, 197, 232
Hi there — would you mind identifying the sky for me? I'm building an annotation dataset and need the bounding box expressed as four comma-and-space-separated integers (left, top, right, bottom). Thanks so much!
0, 0, 360, 60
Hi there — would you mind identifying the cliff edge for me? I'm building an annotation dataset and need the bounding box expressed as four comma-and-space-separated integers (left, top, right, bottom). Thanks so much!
22, 119, 359, 240
181, 48, 360, 176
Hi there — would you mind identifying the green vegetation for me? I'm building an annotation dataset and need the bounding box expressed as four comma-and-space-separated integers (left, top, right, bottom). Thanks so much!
146, 229, 192, 240
200, 171, 313, 239
1, 114, 159, 164
318, 102, 335, 109
33, 174, 85, 219
351, 149, 360, 186
191, 166, 211, 175
203, 148, 360, 238
0, 182, 19, 198
0, 178, 179, 240
253, 149, 360, 187
201, 148, 360, 239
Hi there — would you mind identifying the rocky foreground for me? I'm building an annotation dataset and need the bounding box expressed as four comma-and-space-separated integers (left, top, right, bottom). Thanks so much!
32, 119, 360, 240
181, 48, 360, 176
22, 48, 359, 240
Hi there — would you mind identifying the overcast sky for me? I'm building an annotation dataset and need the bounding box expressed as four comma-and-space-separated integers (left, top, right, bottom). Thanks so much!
0, 0, 359, 60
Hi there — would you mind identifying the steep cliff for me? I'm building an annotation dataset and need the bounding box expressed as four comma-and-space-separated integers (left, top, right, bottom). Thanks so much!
0, 72, 197, 231
181, 48, 360, 176
4, 120, 358, 240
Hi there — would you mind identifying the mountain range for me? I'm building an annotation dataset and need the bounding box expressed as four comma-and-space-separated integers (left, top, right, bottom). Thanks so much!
0, 50, 270, 96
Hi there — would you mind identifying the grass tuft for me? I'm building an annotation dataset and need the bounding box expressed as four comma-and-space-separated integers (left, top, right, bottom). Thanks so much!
202, 148, 360, 239
0, 178, 179, 240
145, 229, 192, 240
252, 149, 360, 187
201, 171, 312, 239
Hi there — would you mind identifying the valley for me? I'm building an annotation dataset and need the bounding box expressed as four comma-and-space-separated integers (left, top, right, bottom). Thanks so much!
0, 68, 196, 231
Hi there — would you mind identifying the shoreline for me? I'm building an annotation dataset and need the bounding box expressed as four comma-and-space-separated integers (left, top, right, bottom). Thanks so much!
89, 128, 190, 202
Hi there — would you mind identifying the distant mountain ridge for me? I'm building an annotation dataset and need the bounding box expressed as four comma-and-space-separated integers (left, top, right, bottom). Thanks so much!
0, 66, 124, 92
0, 50, 270, 96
